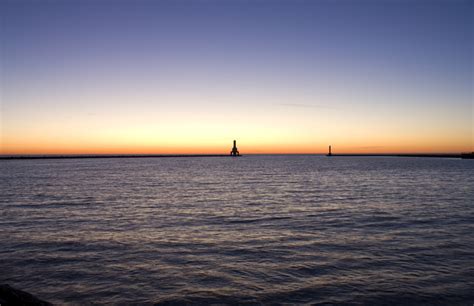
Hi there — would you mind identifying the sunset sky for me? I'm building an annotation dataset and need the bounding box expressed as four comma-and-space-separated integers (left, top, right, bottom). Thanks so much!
1, 0, 472, 154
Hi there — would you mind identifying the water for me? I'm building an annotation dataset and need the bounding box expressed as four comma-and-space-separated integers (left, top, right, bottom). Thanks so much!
1, 155, 473, 305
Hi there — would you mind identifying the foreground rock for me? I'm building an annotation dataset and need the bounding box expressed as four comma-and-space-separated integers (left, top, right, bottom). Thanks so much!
0, 284, 52, 306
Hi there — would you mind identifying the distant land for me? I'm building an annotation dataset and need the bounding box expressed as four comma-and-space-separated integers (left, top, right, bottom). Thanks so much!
0, 154, 233, 160
329, 153, 473, 159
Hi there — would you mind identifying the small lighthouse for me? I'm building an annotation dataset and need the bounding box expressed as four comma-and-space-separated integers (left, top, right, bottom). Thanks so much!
230, 140, 240, 156
327, 145, 332, 156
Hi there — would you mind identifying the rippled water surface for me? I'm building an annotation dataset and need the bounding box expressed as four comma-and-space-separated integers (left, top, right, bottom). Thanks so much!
1, 156, 473, 305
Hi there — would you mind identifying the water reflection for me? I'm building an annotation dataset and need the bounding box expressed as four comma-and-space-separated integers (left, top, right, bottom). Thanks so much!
0, 156, 473, 304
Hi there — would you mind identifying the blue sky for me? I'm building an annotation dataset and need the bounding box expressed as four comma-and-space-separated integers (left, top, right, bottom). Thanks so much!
1, 0, 472, 153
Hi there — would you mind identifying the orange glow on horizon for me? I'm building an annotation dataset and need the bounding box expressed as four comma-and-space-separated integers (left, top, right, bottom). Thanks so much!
1, 141, 472, 155
1, 102, 471, 155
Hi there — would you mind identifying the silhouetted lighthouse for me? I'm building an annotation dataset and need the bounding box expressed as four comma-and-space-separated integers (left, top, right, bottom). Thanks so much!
327, 145, 332, 156
230, 140, 240, 156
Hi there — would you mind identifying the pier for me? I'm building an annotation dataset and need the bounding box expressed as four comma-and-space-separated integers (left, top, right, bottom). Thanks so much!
328, 153, 465, 159
0, 140, 244, 160
325, 146, 473, 159
0, 154, 232, 160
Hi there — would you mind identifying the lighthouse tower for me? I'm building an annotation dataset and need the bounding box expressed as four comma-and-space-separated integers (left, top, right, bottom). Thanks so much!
327, 145, 332, 156
230, 140, 240, 156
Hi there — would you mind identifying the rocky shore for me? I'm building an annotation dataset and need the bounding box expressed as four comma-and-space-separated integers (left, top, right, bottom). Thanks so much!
0, 284, 52, 306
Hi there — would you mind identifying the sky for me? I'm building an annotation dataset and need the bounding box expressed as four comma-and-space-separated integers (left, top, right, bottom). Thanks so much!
1, 0, 472, 154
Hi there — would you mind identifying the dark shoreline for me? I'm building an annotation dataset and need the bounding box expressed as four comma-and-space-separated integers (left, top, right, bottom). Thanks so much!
0, 154, 236, 160
0, 284, 52, 306
329, 154, 464, 158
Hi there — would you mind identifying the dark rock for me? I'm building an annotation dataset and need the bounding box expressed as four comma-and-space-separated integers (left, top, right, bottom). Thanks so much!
0, 284, 52, 306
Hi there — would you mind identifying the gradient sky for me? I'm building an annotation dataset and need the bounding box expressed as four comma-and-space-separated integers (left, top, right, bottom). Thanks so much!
1, 0, 472, 154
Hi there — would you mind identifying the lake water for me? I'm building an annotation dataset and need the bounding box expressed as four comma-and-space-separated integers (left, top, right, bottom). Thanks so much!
1, 155, 473, 305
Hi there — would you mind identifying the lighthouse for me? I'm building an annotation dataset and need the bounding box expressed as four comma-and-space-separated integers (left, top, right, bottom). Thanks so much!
327, 145, 332, 156
230, 140, 240, 156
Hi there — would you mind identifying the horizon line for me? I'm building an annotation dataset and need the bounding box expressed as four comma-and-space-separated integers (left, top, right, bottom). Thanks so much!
1, 152, 472, 158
